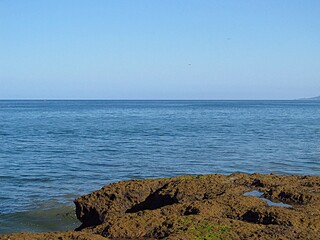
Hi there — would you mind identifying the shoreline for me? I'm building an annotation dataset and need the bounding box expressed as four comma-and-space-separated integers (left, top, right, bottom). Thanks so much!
1, 173, 320, 239
0, 205, 79, 234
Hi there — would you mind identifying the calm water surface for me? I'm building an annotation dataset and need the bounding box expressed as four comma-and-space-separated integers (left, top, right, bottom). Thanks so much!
0, 100, 319, 232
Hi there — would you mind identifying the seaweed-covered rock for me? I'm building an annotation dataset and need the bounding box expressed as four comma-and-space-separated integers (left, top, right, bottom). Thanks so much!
1, 173, 320, 240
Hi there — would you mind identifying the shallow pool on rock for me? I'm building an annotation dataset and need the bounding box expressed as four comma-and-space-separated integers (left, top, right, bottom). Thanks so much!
244, 190, 292, 208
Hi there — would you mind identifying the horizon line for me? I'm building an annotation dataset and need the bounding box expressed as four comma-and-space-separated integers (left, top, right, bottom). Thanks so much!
0, 98, 306, 101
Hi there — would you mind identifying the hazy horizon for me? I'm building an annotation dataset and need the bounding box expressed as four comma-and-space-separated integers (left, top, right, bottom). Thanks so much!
1, 1, 320, 100
0, 97, 318, 101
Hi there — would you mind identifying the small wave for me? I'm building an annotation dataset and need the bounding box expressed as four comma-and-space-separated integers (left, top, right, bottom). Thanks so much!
0, 132, 10, 136
0, 175, 16, 179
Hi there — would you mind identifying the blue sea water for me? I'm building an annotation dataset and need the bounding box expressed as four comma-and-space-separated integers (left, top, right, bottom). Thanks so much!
0, 100, 319, 233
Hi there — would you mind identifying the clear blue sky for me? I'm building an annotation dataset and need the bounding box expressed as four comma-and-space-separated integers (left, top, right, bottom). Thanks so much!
1, 0, 319, 99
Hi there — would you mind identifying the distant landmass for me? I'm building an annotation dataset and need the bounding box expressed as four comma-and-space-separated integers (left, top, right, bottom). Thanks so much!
298, 95, 320, 100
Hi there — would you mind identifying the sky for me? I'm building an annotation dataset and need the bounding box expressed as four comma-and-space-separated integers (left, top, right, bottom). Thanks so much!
0, 0, 320, 100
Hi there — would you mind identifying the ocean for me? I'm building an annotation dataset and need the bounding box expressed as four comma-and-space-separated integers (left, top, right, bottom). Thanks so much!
0, 100, 319, 233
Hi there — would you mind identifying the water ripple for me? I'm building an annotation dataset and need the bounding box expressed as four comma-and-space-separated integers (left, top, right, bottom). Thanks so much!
0, 100, 319, 227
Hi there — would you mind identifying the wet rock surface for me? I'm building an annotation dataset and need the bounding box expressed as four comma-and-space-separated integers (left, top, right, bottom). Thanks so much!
1, 173, 320, 239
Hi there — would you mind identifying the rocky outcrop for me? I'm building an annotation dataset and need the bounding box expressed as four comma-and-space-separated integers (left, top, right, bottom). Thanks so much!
1, 173, 320, 239
74, 173, 320, 239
